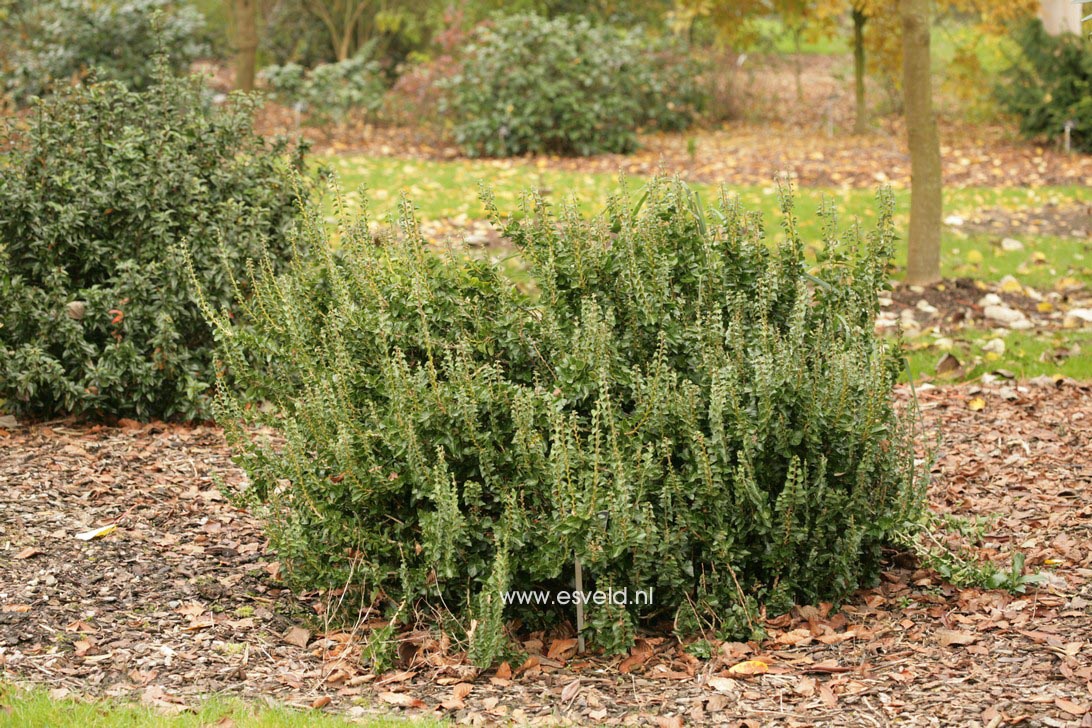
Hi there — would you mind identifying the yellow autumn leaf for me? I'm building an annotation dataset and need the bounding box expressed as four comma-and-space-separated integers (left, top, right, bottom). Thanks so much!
967, 397, 986, 412
965, 250, 984, 264
727, 659, 769, 676
75, 524, 116, 541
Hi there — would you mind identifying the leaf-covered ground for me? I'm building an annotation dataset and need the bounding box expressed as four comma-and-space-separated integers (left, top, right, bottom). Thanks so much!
1, 380, 1089, 726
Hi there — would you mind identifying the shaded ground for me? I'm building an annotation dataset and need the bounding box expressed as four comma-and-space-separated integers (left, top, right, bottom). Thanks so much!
1, 382, 1090, 725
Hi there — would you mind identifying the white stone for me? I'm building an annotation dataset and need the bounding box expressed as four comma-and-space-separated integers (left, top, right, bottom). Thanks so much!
984, 305, 1027, 325
916, 299, 938, 314
1067, 308, 1092, 323
1000, 237, 1024, 251
944, 215, 965, 226
978, 293, 1003, 307
982, 338, 1006, 355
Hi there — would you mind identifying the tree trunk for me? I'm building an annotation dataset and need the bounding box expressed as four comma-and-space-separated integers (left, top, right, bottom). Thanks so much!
900, 0, 942, 285
233, 0, 258, 92
852, 7, 867, 134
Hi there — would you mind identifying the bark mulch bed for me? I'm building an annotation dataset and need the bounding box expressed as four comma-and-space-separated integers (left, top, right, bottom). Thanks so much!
1, 381, 1090, 726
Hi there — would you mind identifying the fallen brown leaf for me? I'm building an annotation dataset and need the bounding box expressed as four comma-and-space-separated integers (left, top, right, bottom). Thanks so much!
379, 692, 424, 709
284, 626, 311, 648
936, 629, 979, 647
727, 659, 769, 676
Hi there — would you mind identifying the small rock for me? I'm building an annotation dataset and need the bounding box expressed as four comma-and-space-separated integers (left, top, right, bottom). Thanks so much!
984, 305, 1027, 325
944, 215, 964, 226
916, 299, 938, 315
1000, 237, 1024, 251
978, 293, 1003, 307
1066, 308, 1092, 324
1010, 319, 1034, 330
982, 338, 1006, 355
875, 312, 898, 329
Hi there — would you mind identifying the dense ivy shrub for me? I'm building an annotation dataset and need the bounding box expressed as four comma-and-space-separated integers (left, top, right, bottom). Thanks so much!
442, 14, 706, 157
1, 0, 207, 102
208, 178, 925, 665
260, 45, 386, 127
995, 20, 1092, 153
0, 70, 306, 420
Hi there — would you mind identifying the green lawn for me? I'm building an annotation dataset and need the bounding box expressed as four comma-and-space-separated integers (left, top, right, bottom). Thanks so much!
321, 155, 1090, 289
903, 328, 1092, 383
0, 684, 442, 728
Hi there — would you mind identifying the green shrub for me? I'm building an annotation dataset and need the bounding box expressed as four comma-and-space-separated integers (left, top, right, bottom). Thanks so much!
441, 14, 706, 157
207, 178, 926, 665
1, 0, 207, 103
995, 20, 1092, 153
260, 44, 387, 127
0, 68, 306, 421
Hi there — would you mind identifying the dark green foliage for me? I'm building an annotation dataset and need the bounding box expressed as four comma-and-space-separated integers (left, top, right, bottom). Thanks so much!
1, 0, 207, 102
995, 20, 1092, 153
260, 44, 387, 126
0, 69, 306, 421
208, 179, 925, 665
442, 14, 706, 157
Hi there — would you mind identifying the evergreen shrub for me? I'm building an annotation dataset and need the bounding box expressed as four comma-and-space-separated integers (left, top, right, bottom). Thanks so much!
995, 19, 1092, 153
207, 179, 925, 665
0, 69, 307, 420
441, 14, 706, 157
260, 44, 387, 127
1, 0, 207, 103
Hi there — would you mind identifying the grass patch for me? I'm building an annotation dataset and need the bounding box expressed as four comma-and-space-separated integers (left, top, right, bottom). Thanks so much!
322, 155, 1090, 288
0, 683, 441, 728
903, 328, 1092, 383
945, 234, 1092, 291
